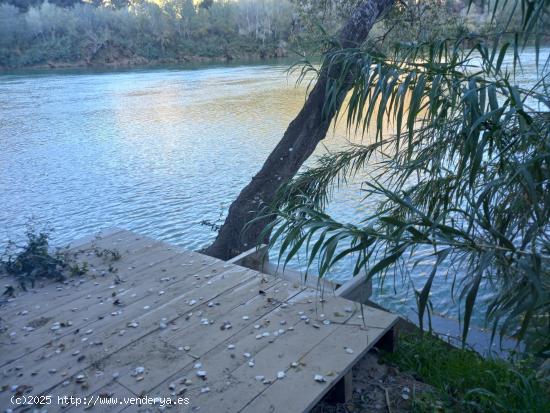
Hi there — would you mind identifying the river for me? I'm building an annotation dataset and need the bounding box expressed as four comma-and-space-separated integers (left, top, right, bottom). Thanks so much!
1, 50, 547, 329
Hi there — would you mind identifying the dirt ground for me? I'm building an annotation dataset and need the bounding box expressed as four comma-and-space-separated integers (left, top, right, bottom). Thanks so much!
312, 351, 433, 413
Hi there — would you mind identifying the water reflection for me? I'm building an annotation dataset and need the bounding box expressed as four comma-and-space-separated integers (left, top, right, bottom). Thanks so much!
0, 51, 547, 327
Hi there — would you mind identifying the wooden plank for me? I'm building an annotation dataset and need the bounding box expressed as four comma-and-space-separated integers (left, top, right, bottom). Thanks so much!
142, 289, 360, 413
1, 262, 254, 370
46, 333, 193, 412
2, 243, 172, 327
65, 228, 128, 251
158, 277, 287, 357
4, 228, 224, 317
131, 284, 306, 410
115, 275, 285, 395
0, 231, 399, 413
230, 245, 338, 294
260, 261, 338, 292
177, 289, 396, 413
41, 270, 287, 411
3, 244, 222, 330
335, 271, 373, 304
0, 266, 259, 407
227, 245, 269, 271
0, 249, 228, 364
239, 310, 398, 413
1, 232, 180, 318
68, 228, 150, 251
219, 292, 357, 412
340, 303, 398, 330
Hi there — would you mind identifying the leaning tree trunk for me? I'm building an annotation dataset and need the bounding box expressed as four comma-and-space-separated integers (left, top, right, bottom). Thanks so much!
205, 0, 395, 260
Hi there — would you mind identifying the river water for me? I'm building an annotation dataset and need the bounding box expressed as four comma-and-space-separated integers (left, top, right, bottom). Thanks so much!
1, 50, 547, 328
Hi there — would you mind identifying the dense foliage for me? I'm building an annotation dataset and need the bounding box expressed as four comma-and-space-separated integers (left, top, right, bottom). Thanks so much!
262, 0, 550, 353
382, 334, 550, 412
290, 0, 533, 52
0, 0, 531, 69
0, 0, 297, 68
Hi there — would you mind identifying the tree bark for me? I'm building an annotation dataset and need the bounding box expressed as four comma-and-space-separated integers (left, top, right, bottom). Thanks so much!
205, 0, 395, 260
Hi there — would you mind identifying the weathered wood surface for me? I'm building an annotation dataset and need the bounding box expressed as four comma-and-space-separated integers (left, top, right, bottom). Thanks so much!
0, 230, 398, 412
335, 270, 373, 305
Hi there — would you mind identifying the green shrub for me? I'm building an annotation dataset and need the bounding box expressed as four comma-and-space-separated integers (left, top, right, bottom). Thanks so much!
382, 334, 550, 412
1, 228, 68, 289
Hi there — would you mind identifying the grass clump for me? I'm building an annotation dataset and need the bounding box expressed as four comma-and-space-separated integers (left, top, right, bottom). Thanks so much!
381, 334, 550, 413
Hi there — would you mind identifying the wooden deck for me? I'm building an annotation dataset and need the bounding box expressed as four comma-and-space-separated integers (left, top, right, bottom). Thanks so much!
0, 230, 398, 412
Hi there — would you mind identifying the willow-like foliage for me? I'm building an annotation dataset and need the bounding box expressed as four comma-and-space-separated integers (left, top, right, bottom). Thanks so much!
258, 0, 550, 352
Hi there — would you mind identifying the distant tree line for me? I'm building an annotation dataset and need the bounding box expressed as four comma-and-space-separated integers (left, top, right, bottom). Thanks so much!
0, 0, 541, 69
291, 0, 545, 52
0, 0, 299, 69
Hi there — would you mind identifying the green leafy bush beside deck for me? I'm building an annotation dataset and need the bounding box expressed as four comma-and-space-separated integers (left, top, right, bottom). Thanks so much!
381, 334, 550, 413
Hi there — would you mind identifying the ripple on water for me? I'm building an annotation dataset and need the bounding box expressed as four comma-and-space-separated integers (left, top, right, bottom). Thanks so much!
1, 53, 547, 327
